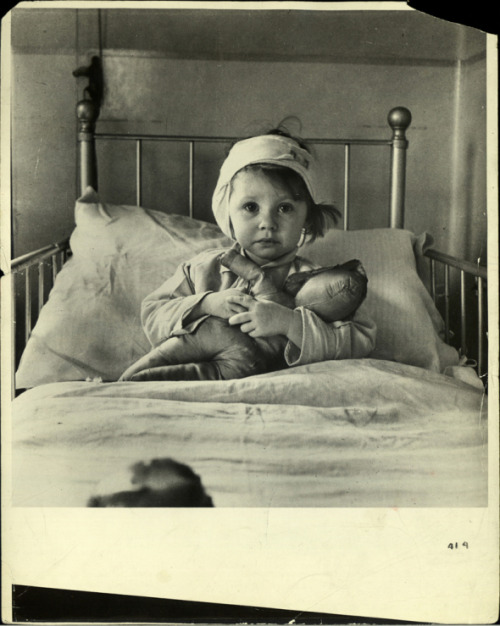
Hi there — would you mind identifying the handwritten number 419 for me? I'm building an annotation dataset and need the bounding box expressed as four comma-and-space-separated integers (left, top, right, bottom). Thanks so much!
448, 542, 469, 550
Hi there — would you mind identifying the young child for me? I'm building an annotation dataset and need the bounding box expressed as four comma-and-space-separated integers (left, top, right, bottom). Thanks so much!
122, 129, 376, 381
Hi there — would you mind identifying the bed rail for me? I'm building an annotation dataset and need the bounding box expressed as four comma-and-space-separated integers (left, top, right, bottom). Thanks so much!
11, 239, 71, 372
423, 248, 488, 380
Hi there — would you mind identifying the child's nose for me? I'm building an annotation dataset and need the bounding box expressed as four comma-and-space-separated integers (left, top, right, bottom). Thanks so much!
258, 208, 277, 230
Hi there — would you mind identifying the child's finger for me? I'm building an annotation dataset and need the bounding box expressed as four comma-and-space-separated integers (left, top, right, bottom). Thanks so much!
228, 311, 251, 326
228, 302, 248, 314
227, 294, 255, 308
239, 322, 256, 334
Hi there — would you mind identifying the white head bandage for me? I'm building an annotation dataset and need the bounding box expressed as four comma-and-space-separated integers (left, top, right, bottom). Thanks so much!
212, 135, 326, 238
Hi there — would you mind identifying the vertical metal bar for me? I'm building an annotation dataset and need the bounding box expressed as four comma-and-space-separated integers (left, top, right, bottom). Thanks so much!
189, 141, 194, 219
444, 264, 450, 343
387, 107, 411, 229
51, 253, 58, 284
136, 139, 142, 206
343, 144, 350, 230
38, 261, 45, 313
477, 277, 484, 378
25, 269, 31, 345
460, 270, 466, 356
76, 99, 99, 194
389, 144, 407, 228
430, 259, 436, 303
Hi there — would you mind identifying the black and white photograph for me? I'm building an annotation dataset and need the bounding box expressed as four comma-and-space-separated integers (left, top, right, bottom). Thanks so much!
1, 1, 498, 623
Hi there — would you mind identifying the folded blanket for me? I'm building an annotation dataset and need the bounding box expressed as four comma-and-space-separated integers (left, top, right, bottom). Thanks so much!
11, 359, 488, 507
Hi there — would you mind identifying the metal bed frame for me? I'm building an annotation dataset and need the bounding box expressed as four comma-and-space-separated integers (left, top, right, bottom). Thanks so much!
11, 91, 488, 385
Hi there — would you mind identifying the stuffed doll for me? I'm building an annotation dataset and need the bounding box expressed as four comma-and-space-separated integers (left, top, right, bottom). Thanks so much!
119, 252, 368, 382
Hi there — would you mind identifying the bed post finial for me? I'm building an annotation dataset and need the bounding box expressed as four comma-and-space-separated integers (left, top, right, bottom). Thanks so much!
74, 56, 102, 195
388, 107, 412, 229
388, 107, 412, 136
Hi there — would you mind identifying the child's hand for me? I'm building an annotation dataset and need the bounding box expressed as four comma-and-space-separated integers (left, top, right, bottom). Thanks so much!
202, 289, 255, 320
228, 300, 294, 338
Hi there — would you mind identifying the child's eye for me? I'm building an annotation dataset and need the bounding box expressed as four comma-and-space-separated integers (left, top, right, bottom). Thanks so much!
278, 203, 294, 214
242, 202, 259, 213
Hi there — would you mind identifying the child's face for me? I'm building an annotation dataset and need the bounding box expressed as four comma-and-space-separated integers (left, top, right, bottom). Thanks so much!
228, 169, 308, 265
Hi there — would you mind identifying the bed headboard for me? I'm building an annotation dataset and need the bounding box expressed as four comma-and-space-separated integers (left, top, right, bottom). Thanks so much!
75, 82, 412, 231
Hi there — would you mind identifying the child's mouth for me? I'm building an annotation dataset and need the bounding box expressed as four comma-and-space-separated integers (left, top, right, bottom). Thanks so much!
255, 238, 279, 245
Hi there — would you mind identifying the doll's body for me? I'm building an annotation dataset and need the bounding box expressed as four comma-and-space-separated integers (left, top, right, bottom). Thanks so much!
119, 253, 367, 382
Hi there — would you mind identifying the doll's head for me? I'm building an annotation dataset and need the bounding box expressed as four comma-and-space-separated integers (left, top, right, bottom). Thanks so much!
212, 130, 340, 262
287, 260, 368, 322
87, 458, 214, 507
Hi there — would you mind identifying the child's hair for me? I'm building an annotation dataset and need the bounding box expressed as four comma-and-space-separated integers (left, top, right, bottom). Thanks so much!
229, 127, 341, 243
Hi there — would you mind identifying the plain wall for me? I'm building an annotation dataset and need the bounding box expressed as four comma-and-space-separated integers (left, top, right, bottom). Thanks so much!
97, 56, 459, 238
9, 8, 487, 263
11, 52, 79, 256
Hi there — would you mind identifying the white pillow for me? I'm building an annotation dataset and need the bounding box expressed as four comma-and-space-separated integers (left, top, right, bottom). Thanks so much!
16, 189, 458, 387
303, 229, 459, 372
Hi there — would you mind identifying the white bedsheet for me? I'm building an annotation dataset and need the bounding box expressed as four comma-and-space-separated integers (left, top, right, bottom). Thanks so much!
11, 359, 488, 507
